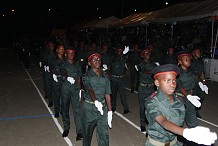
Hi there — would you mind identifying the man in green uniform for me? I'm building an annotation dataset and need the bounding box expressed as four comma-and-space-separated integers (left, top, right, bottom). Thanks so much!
175, 50, 201, 128
163, 47, 177, 65
100, 43, 112, 75
60, 48, 83, 140
50, 44, 65, 118
136, 48, 157, 132
190, 47, 208, 118
82, 51, 112, 146
110, 47, 130, 114
144, 64, 217, 146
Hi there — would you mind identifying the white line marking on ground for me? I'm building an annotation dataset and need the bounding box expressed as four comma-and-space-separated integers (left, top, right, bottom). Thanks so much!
125, 87, 218, 129
24, 68, 74, 146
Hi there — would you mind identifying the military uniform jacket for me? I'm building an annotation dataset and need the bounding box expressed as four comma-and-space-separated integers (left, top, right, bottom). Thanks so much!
145, 90, 186, 142
110, 56, 127, 80
176, 67, 197, 94
190, 58, 204, 81
82, 69, 111, 102
138, 60, 156, 84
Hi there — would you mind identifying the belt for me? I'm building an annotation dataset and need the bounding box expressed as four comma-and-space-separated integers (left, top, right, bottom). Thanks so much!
85, 99, 105, 105
147, 136, 177, 146
111, 74, 125, 78
56, 75, 62, 78
140, 83, 154, 87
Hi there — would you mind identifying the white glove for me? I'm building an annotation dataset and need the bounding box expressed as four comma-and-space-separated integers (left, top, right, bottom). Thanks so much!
46, 66, 50, 72
39, 62, 42, 68
79, 89, 83, 102
155, 62, 160, 66
125, 63, 128, 69
187, 95, 201, 107
44, 66, 47, 72
203, 85, 208, 94
123, 46, 129, 54
67, 77, 75, 84
86, 65, 89, 71
103, 64, 108, 71
198, 82, 205, 91
94, 100, 103, 115
108, 111, 113, 128
183, 126, 217, 145
53, 74, 58, 82
134, 65, 138, 71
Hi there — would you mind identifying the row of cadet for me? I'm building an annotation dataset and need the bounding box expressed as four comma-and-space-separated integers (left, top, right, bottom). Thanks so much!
38, 40, 216, 146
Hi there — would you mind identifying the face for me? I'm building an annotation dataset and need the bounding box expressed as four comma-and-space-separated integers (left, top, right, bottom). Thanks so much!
155, 73, 177, 96
178, 55, 191, 68
168, 48, 174, 56
116, 49, 123, 56
65, 51, 75, 60
192, 49, 201, 59
102, 45, 108, 53
141, 50, 151, 60
88, 56, 101, 69
56, 45, 65, 55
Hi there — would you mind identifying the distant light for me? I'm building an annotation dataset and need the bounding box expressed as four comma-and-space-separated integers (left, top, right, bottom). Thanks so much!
166, 2, 169, 5
99, 16, 102, 19
48, 8, 51, 11
134, 9, 137, 12
11, 9, 15, 12
2, 14, 5, 17
97, 7, 99, 11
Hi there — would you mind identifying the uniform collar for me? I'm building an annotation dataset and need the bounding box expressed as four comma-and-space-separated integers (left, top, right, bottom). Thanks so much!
89, 68, 105, 78
156, 89, 176, 102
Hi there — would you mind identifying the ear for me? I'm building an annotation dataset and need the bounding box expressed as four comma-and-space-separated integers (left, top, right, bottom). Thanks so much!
88, 61, 91, 66
154, 80, 160, 87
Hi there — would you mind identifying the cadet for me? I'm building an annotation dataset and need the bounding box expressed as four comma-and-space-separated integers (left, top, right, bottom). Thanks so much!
136, 48, 157, 132
128, 44, 141, 93
100, 43, 112, 75
175, 50, 201, 128
144, 64, 217, 146
82, 51, 113, 146
163, 47, 177, 64
110, 47, 130, 114
60, 48, 83, 140
190, 47, 208, 118
50, 44, 65, 118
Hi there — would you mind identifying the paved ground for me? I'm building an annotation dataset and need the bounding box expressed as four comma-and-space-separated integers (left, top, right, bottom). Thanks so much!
0, 48, 218, 146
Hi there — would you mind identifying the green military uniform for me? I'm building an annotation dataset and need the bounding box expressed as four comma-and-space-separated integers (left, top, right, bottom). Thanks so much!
110, 55, 129, 112
144, 90, 185, 146
190, 57, 205, 102
75, 48, 88, 75
163, 54, 177, 64
82, 69, 111, 146
176, 67, 198, 128
101, 51, 112, 75
51, 55, 65, 116
60, 61, 83, 135
137, 60, 156, 130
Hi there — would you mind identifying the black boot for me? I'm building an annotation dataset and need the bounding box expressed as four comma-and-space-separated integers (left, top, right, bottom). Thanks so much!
76, 133, 83, 141
48, 102, 53, 107
54, 112, 59, 118
62, 130, 69, 137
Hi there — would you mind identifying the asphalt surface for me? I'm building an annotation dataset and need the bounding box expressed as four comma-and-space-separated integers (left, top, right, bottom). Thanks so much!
0, 48, 218, 146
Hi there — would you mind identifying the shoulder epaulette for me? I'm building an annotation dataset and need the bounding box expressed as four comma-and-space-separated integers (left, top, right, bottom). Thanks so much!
175, 94, 185, 103
145, 92, 157, 101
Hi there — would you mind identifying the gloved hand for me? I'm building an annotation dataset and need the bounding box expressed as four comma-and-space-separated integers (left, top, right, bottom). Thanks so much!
86, 65, 89, 71
53, 74, 58, 82
203, 85, 208, 94
46, 66, 50, 72
125, 63, 128, 69
44, 66, 47, 72
39, 62, 42, 68
108, 111, 113, 128
94, 100, 103, 115
79, 89, 83, 102
155, 62, 160, 66
67, 77, 75, 84
198, 82, 205, 91
187, 95, 201, 107
134, 65, 138, 71
103, 64, 108, 71
123, 46, 129, 54
183, 126, 217, 145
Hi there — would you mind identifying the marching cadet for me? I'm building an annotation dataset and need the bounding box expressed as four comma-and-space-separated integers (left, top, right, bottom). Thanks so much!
175, 50, 201, 128
190, 47, 208, 118
60, 48, 83, 140
110, 46, 130, 114
144, 64, 217, 146
82, 51, 112, 146
50, 44, 65, 118
100, 43, 112, 75
163, 47, 177, 65
44, 41, 56, 107
136, 47, 157, 132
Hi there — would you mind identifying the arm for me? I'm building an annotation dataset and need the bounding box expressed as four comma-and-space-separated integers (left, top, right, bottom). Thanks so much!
105, 94, 111, 111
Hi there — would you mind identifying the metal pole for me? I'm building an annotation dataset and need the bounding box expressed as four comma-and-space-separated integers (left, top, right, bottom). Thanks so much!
212, 28, 218, 59
211, 20, 214, 58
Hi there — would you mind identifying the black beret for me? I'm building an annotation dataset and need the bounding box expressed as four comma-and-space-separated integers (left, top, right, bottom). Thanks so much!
86, 51, 101, 61
152, 64, 180, 79
191, 47, 201, 53
176, 49, 190, 59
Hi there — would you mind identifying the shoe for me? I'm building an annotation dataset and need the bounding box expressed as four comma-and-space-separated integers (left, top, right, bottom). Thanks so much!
76, 133, 83, 141
44, 95, 48, 99
123, 110, 130, 114
112, 107, 116, 112
131, 89, 134, 93
196, 112, 202, 118
48, 102, 53, 107
140, 126, 146, 132
54, 113, 59, 118
62, 130, 69, 137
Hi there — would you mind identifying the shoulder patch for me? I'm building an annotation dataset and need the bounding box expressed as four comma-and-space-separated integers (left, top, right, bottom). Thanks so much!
145, 92, 157, 101
175, 94, 185, 103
